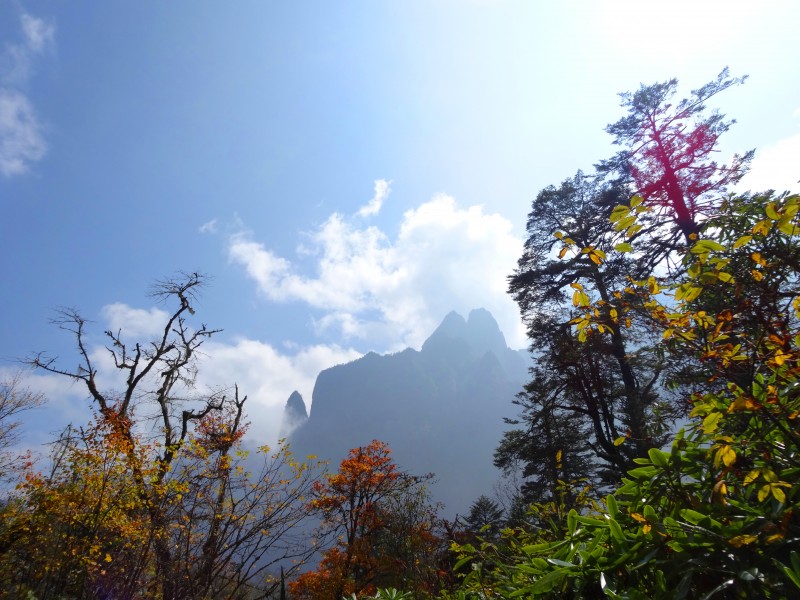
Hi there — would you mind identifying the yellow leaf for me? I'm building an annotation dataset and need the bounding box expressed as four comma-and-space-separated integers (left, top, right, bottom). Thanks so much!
773, 349, 789, 366
714, 480, 728, 497
752, 219, 771, 236
751, 269, 764, 281
773, 486, 786, 503
728, 534, 758, 548
727, 397, 759, 412
558, 246, 569, 259
717, 271, 734, 283
105, 553, 112, 563
630, 195, 644, 207
574, 290, 591, 307
589, 252, 602, 265
630, 512, 646, 523
732, 235, 752, 249
715, 445, 736, 468
766, 202, 781, 220
744, 469, 761, 485
758, 485, 770, 502
613, 436, 626, 446
676, 283, 702, 303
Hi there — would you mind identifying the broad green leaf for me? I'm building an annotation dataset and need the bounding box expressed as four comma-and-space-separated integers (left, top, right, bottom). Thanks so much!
702, 412, 722, 433
614, 242, 634, 253
648, 448, 669, 468
610, 205, 630, 223
614, 215, 636, 232
778, 220, 799, 235
691, 239, 726, 254
606, 495, 619, 519
607, 518, 625, 544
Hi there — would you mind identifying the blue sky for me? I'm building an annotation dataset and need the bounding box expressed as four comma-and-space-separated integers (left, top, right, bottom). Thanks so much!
1, 1, 798, 444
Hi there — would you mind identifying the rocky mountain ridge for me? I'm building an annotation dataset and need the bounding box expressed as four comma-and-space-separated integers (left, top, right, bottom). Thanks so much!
282, 309, 528, 515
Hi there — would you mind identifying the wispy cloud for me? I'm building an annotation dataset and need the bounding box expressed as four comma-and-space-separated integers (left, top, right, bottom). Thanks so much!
0, 12, 54, 177
356, 179, 391, 217
0, 90, 47, 176
229, 190, 526, 350
198, 218, 219, 234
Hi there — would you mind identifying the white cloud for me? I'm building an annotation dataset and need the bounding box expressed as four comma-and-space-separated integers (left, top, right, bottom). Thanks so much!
7, 304, 363, 450
101, 303, 172, 339
197, 339, 362, 441
0, 12, 53, 177
740, 132, 800, 195
229, 191, 527, 350
356, 179, 391, 217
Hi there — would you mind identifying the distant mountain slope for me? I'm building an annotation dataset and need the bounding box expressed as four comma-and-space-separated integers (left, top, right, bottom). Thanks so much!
286, 309, 528, 516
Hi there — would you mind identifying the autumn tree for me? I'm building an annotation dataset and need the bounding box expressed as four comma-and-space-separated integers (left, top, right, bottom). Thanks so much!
0, 273, 323, 599
290, 440, 437, 599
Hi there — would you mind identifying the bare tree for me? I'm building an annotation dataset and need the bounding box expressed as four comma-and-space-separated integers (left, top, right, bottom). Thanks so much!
0, 370, 44, 479
20, 273, 322, 599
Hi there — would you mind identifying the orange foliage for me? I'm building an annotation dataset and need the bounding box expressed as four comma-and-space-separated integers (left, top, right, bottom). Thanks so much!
290, 440, 444, 599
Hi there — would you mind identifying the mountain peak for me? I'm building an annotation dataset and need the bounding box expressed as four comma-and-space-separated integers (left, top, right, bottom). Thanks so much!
279, 391, 308, 438
422, 308, 506, 355
466, 308, 507, 352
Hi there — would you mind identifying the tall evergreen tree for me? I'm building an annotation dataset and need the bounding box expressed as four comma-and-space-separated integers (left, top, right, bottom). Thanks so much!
500, 173, 671, 500
502, 71, 751, 503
